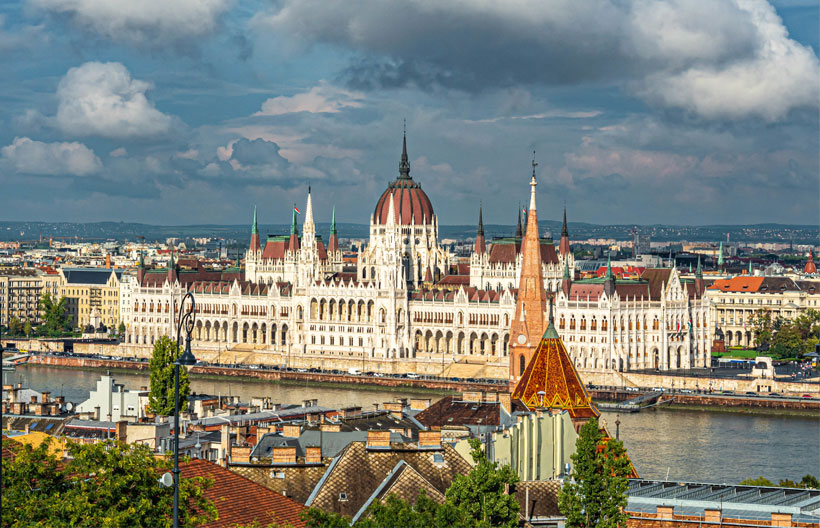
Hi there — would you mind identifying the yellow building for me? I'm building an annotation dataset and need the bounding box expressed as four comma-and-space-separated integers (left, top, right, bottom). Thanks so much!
0, 268, 62, 328
58, 268, 123, 330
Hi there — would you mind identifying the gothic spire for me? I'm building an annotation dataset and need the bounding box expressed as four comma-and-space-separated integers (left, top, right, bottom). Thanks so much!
561, 206, 568, 238
515, 204, 523, 238
252, 205, 258, 235
398, 125, 411, 179
331, 206, 337, 235
696, 256, 703, 278
291, 205, 298, 235
475, 205, 486, 256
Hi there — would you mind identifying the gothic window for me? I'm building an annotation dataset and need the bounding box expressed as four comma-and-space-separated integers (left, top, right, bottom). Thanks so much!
519, 355, 526, 376
559, 316, 566, 330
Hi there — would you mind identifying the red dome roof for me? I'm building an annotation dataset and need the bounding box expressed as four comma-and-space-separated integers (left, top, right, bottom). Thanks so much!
373, 133, 435, 225
374, 179, 435, 225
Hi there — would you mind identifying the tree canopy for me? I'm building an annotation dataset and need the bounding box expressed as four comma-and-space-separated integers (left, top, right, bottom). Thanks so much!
38, 293, 72, 336
751, 308, 820, 359
559, 417, 632, 528
148, 335, 191, 416
2, 438, 216, 528
740, 474, 819, 489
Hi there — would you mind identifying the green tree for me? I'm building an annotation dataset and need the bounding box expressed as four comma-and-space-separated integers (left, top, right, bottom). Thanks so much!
38, 293, 70, 336
801, 475, 820, 489
2, 437, 216, 528
118, 321, 127, 336
148, 335, 191, 416
559, 418, 631, 528
8, 317, 22, 336
739, 476, 775, 487
444, 438, 520, 528
22, 320, 31, 337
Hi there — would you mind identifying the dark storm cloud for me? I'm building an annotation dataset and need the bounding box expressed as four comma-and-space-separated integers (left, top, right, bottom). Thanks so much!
261, 0, 818, 121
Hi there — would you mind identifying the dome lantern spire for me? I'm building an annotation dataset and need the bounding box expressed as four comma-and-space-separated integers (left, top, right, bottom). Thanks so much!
398, 122, 411, 179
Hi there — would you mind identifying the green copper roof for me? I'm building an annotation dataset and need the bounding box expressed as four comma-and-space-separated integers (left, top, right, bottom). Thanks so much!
563, 255, 570, 279
291, 205, 298, 235
252, 205, 258, 235
543, 321, 560, 339
696, 256, 702, 278
331, 206, 337, 235
718, 241, 724, 266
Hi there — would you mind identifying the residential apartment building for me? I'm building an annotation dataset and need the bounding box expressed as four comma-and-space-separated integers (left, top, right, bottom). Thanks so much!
0, 268, 61, 327
706, 276, 820, 347
59, 268, 123, 330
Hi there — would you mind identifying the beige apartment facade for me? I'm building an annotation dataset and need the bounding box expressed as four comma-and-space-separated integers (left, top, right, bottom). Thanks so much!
706, 276, 820, 348
59, 268, 123, 330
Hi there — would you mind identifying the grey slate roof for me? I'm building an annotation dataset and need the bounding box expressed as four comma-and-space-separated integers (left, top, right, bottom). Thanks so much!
62, 268, 122, 285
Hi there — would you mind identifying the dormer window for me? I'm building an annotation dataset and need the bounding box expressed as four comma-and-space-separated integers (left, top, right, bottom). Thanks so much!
339, 493, 348, 502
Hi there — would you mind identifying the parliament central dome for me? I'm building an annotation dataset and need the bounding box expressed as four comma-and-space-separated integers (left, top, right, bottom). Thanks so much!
373, 134, 435, 225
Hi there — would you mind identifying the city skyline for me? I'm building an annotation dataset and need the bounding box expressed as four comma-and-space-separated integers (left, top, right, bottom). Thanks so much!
0, 0, 818, 226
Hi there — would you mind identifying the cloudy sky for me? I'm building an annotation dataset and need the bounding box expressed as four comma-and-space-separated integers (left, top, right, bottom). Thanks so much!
0, 0, 817, 228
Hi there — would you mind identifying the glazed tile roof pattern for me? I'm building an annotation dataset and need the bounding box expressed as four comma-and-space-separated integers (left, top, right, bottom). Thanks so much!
487, 238, 559, 265
708, 276, 765, 292
351, 460, 446, 524
306, 441, 471, 518
707, 276, 805, 293
515, 480, 562, 520
511, 323, 599, 419
641, 268, 673, 299
230, 464, 329, 505
180, 458, 306, 528
413, 396, 501, 428
139, 268, 242, 287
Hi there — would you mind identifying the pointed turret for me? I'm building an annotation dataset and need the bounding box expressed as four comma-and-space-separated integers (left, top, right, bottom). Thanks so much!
561, 255, 572, 297
515, 205, 523, 238
167, 248, 177, 284
328, 206, 339, 254
805, 250, 817, 274
748, 260, 753, 275
386, 190, 397, 226
288, 204, 300, 252
398, 128, 411, 179
559, 206, 571, 257
604, 254, 616, 297
302, 188, 316, 249
137, 250, 145, 284
694, 256, 705, 296
509, 159, 548, 385
717, 242, 724, 268
474, 206, 486, 256
249, 205, 261, 253
511, 316, 599, 419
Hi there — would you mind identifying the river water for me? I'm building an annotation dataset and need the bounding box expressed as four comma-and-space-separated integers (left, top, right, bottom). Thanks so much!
5, 365, 819, 484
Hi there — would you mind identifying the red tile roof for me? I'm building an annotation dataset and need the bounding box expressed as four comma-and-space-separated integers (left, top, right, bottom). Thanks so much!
180, 458, 306, 528
708, 276, 765, 292
488, 239, 559, 265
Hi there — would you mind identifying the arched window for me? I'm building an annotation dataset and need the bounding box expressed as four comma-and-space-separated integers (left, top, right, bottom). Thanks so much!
519, 355, 526, 376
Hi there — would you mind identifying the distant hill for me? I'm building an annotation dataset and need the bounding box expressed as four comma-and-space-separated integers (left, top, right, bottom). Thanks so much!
0, 220, 817, 245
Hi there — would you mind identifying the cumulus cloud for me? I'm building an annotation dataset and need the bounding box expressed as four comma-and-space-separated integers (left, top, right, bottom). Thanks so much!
56, 61, 173, 138
637, 0, 819, 121
1, 136, 101, 175
255, 82, 365, 116
31, 0, 230, 47
259, 0, 819, 121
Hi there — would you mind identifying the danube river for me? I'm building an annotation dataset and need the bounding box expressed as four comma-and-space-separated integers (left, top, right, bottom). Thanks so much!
5, 365, 818, 484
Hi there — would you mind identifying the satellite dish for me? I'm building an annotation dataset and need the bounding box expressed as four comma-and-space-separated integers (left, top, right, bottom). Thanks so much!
517, 334, 527, 345
159, 472, 174, 488
66, 402, 74, 412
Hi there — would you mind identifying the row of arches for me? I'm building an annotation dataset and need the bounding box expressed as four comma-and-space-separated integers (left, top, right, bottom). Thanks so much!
126, 321, 290, 348
309, 298, 378, 324
414, 329, 510, 356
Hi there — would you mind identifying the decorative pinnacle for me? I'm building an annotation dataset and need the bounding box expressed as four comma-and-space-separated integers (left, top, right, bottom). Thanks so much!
331, 206, 337, 235
561, 205, 568, 237
477, 204, 484, 236
605, 253, 613, 280
696, 255, 702, 278
291, 204, 298, 235
252, 205, 258, 235
399, 125, 410, 179
528, 151, 538, 212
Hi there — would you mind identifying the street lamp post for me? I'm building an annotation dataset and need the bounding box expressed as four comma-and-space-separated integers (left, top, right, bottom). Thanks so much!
173, 292, 197, 528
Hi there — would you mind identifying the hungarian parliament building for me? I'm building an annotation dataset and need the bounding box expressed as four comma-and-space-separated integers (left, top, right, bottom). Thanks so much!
124, 135, 712, 379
